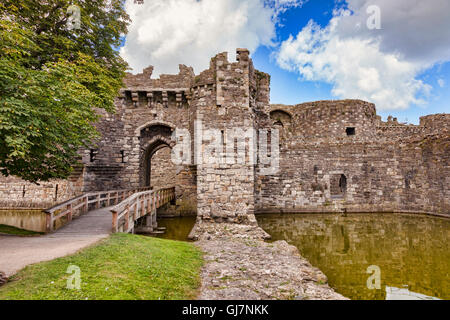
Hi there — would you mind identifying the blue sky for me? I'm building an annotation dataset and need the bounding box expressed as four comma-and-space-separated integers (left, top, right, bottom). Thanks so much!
121, 0, 450, 124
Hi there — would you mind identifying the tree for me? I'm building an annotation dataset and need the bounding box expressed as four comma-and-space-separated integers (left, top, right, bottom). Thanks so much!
0, 0, 130, 182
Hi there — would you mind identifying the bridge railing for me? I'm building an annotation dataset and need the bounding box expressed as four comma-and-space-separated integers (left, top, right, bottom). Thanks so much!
110, 187, 175, 233
44, 186, 153, 233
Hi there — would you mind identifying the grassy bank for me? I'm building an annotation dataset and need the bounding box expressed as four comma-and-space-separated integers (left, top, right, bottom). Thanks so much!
0, 224, 43, 236
0, 233, 203, 300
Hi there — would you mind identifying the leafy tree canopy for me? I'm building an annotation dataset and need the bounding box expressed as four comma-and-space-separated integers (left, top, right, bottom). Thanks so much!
0, 0, 130, 182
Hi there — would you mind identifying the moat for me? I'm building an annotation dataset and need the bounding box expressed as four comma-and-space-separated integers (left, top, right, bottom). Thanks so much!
154, 213, 449, 300
257, 213, 450, 300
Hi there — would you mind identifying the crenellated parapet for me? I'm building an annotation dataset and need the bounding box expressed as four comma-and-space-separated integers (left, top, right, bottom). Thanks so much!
1, 49, 448, 218
118, 64, 195, 109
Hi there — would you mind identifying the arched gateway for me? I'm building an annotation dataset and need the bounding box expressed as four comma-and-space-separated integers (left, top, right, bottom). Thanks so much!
138, 124, 175, 187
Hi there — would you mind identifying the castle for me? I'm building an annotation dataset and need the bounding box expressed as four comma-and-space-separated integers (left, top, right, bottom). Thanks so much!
1, 49, 449, 220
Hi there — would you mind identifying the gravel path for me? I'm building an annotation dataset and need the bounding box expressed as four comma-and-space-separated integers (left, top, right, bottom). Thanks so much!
0, 207, 112, 277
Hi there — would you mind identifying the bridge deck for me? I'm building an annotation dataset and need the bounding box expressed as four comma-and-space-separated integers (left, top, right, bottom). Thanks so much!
0, 207, 112, 277
1, 187, 175, 277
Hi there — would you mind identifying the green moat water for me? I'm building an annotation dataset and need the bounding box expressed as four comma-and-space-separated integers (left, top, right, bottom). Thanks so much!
257, 213, 450, 300
154, 216, 196, 241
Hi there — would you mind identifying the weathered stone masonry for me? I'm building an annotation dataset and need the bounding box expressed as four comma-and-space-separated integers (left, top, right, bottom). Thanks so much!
0, 49, 448, 218
258, 102, 449, 215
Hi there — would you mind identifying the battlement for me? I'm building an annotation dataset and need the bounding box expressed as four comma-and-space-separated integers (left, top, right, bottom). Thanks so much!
420, 113, 450, 132
2, 49, 447, 218
116, 49, 270, 112
269, 100, 377, 140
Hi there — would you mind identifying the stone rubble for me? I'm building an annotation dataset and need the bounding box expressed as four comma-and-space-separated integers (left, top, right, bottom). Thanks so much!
0, 271, 8, 287
194, 223, 348, 300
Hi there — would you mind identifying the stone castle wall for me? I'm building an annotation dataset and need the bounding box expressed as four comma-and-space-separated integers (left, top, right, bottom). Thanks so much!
0, 167, 84, 209
256, 102, 449, 215
79, 64, 198, 213
0, 49, 448, 217
193, 49, 270, 224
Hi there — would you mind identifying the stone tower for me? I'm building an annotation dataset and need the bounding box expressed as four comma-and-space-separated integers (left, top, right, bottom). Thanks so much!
190, 48, 270, 226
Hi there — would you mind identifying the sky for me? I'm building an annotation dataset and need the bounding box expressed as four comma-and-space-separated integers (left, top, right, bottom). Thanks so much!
120, 0, 450, 124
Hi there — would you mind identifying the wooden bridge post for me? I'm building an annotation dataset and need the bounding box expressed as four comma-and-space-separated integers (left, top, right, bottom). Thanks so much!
96, 194, 100, 209
152, 206, 157, 226
152, 192, 156, 211
124, 204, 130, 232
111, 210, 118, 233
45, 213, 53, 233
156, 190, 160, 208
84, 195, 88, 213
67, 203, 73, 222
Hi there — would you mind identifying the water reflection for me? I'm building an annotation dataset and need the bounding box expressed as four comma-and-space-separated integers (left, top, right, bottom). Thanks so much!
152, 216, 196, 241
257, 213, 450, 300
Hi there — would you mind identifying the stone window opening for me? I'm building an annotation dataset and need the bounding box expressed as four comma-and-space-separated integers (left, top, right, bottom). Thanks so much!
54, 184, 59, 201
89, 149, 97, 162
330, 174, 347, 198
138, 91, 147, 106
346, 127, 356, 136
153, 91, 163, 105
168, 91, 177, 108
339, 174, 347, 193
120, 150, 126, 163
124, 91, 132, 104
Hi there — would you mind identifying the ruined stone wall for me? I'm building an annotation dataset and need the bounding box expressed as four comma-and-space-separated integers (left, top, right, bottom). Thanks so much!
0, 167, 84, 209
0, 49, 447, 217
256, 101, 450, 215
193, 49, 270, 224
80, 64, 197, 212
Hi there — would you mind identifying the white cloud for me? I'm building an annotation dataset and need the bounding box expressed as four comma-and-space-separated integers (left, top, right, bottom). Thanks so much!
438, 79, 445, 88
121, 0, 304, 75
337, 0, 450, 65
276, 0, 450, 111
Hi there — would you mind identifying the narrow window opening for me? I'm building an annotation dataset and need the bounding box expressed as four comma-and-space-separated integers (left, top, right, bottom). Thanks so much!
339, 174, 347, 194
120, 150, 125, 163
90, 149, 97, 162
125, 91, 132, 104
346, 127, 356, 136
330, 174, 347, 198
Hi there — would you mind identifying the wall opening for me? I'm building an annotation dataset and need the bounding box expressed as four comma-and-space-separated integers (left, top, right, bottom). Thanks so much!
124, 91, 132, 104
330, 174, 347, 198
149, 146, 176, 190
89, 149, 97, 162
270, 110, 293, 139
346, 127, 356, 136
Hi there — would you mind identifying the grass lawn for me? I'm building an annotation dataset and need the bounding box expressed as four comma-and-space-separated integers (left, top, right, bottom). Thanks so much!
0, 233, 203, 300
0, 224, 43, 236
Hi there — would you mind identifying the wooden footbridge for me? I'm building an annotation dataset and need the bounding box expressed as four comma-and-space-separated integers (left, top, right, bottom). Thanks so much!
44, 187, 175, 234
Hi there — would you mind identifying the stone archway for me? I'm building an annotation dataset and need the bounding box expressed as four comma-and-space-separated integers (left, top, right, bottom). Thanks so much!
138, 124, 175, 187
136, 123, 197, 216
142, 140, 174, 187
